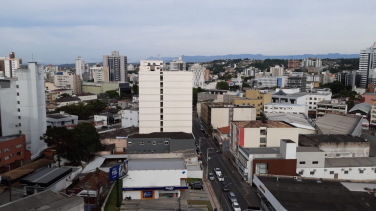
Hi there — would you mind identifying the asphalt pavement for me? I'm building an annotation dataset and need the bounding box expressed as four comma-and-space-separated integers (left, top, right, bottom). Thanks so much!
192, 119, 260, 211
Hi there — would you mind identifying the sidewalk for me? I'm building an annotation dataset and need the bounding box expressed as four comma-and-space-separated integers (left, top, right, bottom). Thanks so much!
203, 178, 221, 211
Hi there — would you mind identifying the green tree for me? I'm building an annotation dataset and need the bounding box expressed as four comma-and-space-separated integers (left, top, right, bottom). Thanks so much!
132, 85, 139, 95
55, 102, 94, 120
87, 100, 107, 114
60, 93, 71, 97
216, 82, 229, 90
193, 87, 205, 105
106, 90, 119, 99
242, 82, 250, 87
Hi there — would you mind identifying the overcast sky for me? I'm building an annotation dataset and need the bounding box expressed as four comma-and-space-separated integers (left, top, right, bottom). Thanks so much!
0, 0, 375, 64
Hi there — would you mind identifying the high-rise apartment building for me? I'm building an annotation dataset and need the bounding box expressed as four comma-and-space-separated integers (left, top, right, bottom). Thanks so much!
139, 60, 192, 134
270, 65, 284, 76
0, 63, 46, 157
288, 60, 300, 70
0, 52, 22, 78
359, 42, 376, 88
169, 56, 186, 71
189, 63, 206, 88
54, 72, 81, 94
103, 51, 127, 82
287, 76, 307, 92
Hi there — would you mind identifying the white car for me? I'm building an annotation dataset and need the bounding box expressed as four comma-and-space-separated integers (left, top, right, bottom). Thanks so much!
217, 174, 224, 181
214, 167, 222, 176
232, 202, 241, 211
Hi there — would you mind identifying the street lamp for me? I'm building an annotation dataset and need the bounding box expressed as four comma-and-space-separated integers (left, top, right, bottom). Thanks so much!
206, 148, 214, 179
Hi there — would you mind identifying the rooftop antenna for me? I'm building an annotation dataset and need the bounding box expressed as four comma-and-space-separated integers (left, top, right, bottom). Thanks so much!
32, 53, 33, 62
157, 54, 160, 59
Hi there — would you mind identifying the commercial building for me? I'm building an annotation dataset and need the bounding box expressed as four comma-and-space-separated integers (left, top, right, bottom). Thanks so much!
316, 99, 347, 118
46, 112, 78, 128
299, 134, 370, 158
253, 175, 376, 211
74, 92, 97, 101
103, 51, 127, 82
0, 134, 31, 173
271, 91, 331, 111
123, 158, 188, 199
230, 90, 272, 116
237, 140, 298, 183
213, 126, 230, 149
189, 63, 206, 88
264, 103, 308, 116
139, 60, 192, 134
287, 76, 307, 92
54, 71, 81, 94
121, 109, 139, 128
169, 56, 186, 71
0, 190, 84, 211
201, 103, 256, 129
229, 121, 299, 160
81, 81, 125, 94
0, 52, 22, 78
127, 132, 195, 154
266, 113, 316, 134
258, 76, 278, 88
359, 42, 376, 88
315, 113, 363, 137
197, 89, 239, 103
54, 97, 81, 107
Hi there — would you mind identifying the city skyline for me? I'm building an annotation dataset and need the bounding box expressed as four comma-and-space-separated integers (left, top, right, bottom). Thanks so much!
1, 0, 376, 64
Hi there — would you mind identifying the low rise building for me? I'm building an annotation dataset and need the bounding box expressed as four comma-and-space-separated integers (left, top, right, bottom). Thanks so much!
54, 96, 81, 107
266, 113, 316, 134
123, 158, 188, 200
100, 128, 139, 154
213, 126, 230, 150
316, 99, 347, 118
287, 76, 307, 92
348, 102, 371, 117
201, 102, 256, 129
46, 112, 78, 128
54, 71, 81, 94
371, 101, 376, 127
74, 92, 97, 101
121, 109, 139, 128
0, 134, 31, 173
315, 113, 363, 137
253, 175, 376, 211
197, 89, 239, 103
299, 134, 370, 158
0, 190, 84, 211
237, 140, 297, 183
230, 90, 272, 116
360, 92, 376, 104
264, 103, 308, 116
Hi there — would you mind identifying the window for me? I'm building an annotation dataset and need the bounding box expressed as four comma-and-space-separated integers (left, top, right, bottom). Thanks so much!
17, 151, 22, 155
256, 163, 268, 174
140, 142, 144, 145
16, 85, 19, 88
19, 123, 21, 127
336, 153, 340, 157
18, 116, 21, 119
152, 141, 156, 145
164, 141, 169, 145
17, 101, 20, 104
344, 171, 348, 174
128, 142, 132, 146
4, 148, 9, 152
17, 92, 19, 96
359, 169, 364, 174
61, 121, 65, 126
330, 171, 334, 174
312, 161, 318, 164
4, 156, 9, 160
310, 171, 314, 175
299, 161, 305, 164
72, 120, 74, 124
16, 144, 22, 148
18, 108, 20, 112
160, 102, 163, 107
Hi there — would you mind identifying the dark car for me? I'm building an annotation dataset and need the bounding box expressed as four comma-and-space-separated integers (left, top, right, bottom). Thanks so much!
222, 182, 230, 191
200, 127, 205, 133
191, 184, 203, 190
189, 180, 202, 187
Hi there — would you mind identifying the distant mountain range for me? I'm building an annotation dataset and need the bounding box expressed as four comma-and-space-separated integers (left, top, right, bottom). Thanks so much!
147, 53, 359, 63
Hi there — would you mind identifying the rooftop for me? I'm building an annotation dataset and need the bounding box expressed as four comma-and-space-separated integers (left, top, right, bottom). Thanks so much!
266, 103, 306, 107
51, 89, 72, 92
315, 114, 362, 135
0, 190, 83, 211
72, 169, 109, 190
296, 147, 323, 152
74, 92, 96, 96
325, 157, 376, 168
54, 97, 81, 103
204, 102, 254, 108
266, 113, 315, 131
128, 158, 186, 171
256, 175, 376, 211
0, 134, 23, 143
47, 113, 77, 119
1, 158, 54, 181
218, 126, 230, 134
99, 127, 139, 139
272, 91, 330, 98
318, 100, 347, 105
232, 120, 293, 128
348, 102, 372, 113
129, 132, 194, 139
241, 147, 280, 155
299, 134, 368, 147
20, 167, 72, 187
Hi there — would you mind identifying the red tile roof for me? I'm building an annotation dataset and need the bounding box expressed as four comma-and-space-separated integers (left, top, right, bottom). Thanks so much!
218, 126, 230, 134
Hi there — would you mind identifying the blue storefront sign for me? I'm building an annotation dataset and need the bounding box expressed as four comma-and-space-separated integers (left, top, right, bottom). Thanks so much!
143, 191, 153, 198
109, 164, 121, 181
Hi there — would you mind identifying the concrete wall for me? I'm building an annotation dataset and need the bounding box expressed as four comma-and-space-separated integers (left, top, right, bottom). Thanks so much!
123, 169, 187, 188
187, 170, 203, 179
351, 118, 363, 137
0, 80, 19, 136
121, 110, 139, 128
233, 107, 256, 121
127, 138, 170, 154
243, 128, 261, 148
296, 151, 326, 168
211, 108, 229, 128
266, 128, 299, 147
319, 142, 370, 158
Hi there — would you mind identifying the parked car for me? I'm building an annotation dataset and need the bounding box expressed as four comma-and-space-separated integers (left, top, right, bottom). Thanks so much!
217, 174, 224, 181
214, 167, 222, 176
101, 125, 111, 129
200, 127, 205, 133
228, 192, 237, 203
191, 183, 203, 190
232, 202, 241, 211
222, 182, 229, 191
208, 173, 215, 181
189, 180, 202, 187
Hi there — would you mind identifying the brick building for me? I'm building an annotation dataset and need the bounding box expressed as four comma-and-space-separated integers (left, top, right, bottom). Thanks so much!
0, 134, 31, 173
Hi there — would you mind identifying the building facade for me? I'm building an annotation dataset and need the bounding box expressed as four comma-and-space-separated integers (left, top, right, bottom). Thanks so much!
359, 42, 376, 88
169, 56, 186, 71
287, 76, 307, 92
46, 112, 78, 128
54, 72, 81, 94
0, 52, 22, 78
316, 100, 347, 118
103, 51, 127, 82
264, 103, 308, 116
0, 134, 31, 173
139, 60, 192, 134
121, 109, 139, 128
189, 63, 206, 88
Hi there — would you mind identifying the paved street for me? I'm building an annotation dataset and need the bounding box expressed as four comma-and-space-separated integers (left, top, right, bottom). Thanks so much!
192, 119, 260, 211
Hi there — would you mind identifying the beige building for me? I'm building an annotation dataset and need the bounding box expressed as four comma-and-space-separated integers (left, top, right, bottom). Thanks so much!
231, 90, 272, 117
201, 102, 256, 129
0, 52, 22, 78
54, 72, 81, 94
92, 66, 109, 82
81, 81, 120, 94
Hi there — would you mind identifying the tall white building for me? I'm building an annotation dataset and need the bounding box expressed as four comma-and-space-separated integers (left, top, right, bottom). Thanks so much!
359, 42, 376, 88
169, 56, 186, 71
139, 60, 192, 134
103, 51, 127, 82
75, 57, 83, 79
270, 65, 284, 76
189, 63, 206, 88
0, 52, 22, 78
